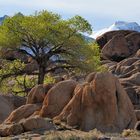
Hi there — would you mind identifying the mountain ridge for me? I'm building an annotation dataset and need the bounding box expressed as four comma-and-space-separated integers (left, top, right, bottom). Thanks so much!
0, 15, 8, 24
91, 21, 140, 39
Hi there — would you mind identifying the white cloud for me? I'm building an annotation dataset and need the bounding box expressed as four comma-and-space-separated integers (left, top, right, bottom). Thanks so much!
1, 0, 140, 17
0, 0, 140, 29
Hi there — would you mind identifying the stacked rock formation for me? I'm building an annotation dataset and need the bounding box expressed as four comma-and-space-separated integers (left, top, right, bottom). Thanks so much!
98, 30, 140, 110
54, 72, 136, 132
0, 72, 137, 136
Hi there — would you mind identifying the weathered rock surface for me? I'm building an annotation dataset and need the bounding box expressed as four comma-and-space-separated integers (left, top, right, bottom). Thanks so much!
0, 123, 24, 137
5, 104, 42, 123
0, 72, 137, 136
101, 34, 130, 61
0, 116, 56, 137
86, 72, 96, 83
26, 84, 53, 104
0, 95, 14, 124
54, 72, 136, 132
104, 53, 140, 107
97, 30, 140, 62
20, 116, 56, 131
39, 80, 78, 118
98, 30, 140, 108
96, 30, 135, 49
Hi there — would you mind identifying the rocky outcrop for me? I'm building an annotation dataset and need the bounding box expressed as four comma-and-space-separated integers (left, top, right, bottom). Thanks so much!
85, 72, 96, 83
39, 80, 78, 118
97, 30, 140, 109
54, 72, 136, 132
96, 30, 134, 48
126, 32, 140, 54
103, 52, 140, 107
101, 34, 130, 61
0, 123, 24, 137
97, 30, 140, 62
5, 104, 42, 123
0, 116, 56, 137
26, 84, 53, 104
0, 72, 137, 136
20, 116, 56, 132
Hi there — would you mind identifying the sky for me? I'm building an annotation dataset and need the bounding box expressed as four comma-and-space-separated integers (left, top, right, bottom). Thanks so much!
0, 0, 140, 31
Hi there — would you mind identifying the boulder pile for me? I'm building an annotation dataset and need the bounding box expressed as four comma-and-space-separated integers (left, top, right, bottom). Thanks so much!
96, 30, 140, 61
98, 30, 140, 110
1, 30, 140, 136
54, 72, 136, 132
0, 72, 137, 136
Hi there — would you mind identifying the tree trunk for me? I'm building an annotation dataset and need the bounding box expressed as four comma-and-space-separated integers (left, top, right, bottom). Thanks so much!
38, 66, 45, 84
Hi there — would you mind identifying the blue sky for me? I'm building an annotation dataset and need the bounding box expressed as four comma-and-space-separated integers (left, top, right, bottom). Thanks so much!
0, 0, 140, 31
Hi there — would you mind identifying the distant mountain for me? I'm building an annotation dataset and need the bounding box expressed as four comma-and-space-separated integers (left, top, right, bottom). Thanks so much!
0, 15, 8, 24
91, 21, 140, 39
83, 35, 94, 42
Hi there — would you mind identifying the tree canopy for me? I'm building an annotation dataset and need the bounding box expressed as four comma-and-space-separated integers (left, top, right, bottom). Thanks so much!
0, 10, 101, 85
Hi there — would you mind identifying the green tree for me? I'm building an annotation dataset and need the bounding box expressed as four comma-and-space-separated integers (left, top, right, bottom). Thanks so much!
0, 10, 100, 84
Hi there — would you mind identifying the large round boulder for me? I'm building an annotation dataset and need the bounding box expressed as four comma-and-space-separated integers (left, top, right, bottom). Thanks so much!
39, 80, 78, 118
54, 72, 136, 132
97, 30, 140, 62
101, 35, 130, 61
5, 104, 42, 123
26, 84, 53, 104
96, 30, 134, 48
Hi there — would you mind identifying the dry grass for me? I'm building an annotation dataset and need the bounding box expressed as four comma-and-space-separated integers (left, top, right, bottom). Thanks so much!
1, 129, 140, 140
43, 129, 105, 140
0, 129, 105, 140
122, 129, 140, 138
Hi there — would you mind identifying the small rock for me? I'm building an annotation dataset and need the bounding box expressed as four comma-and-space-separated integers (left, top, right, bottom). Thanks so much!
20, 116, 56, 131
0, 123, 23, 137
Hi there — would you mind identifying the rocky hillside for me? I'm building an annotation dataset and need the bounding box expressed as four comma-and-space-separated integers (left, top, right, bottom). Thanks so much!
0, 72, 138, 139
1, 30, 140, 139
97, 30, 140, 123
